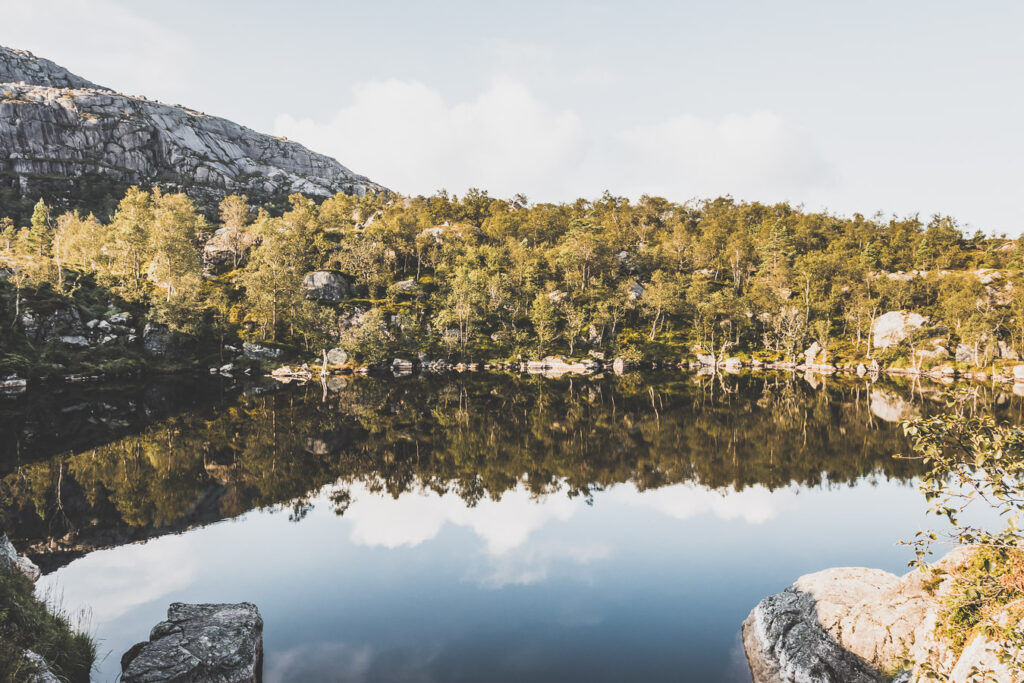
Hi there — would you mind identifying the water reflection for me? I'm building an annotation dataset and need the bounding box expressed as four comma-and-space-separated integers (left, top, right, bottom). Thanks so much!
1, 371, 954, 570
5, 371, 1022, 681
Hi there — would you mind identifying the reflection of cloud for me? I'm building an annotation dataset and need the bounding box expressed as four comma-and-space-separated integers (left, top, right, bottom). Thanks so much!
608, 482, 798, 525
346, 484, 580, 555
37, 536, 198, 622
479, 542, 610, 589
264, 641, 373, 683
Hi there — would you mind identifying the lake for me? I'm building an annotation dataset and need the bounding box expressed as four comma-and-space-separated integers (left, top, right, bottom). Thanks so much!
3, 371, 1017, 681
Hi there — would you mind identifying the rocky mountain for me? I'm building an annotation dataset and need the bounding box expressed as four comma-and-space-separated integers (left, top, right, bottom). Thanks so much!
0, 45, 384, 222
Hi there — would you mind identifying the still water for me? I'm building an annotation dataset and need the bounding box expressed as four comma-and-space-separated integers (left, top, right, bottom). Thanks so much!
3, 371, 1016, 681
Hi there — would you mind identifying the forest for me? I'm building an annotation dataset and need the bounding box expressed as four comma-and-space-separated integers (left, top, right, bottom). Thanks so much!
1, 186, 1023, 376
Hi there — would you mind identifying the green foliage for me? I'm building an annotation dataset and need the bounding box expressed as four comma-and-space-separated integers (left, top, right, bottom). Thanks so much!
901, 404, 1024, 676
0, 565, 95, 682
3, 185, 1023, 368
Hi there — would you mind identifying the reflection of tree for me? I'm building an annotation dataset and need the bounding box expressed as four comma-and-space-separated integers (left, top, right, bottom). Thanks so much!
5, 373, 1018, 566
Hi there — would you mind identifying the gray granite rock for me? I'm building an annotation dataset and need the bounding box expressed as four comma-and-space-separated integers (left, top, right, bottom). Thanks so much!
303, 271, 351, 301
0, 45, 384, 213
0, 533, 41, 582
242, 342, 283, 361
0, 46, 106, 89
121, 602, 263, 683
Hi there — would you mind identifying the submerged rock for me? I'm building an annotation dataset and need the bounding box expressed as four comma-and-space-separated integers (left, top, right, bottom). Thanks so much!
121, 602, 263, 683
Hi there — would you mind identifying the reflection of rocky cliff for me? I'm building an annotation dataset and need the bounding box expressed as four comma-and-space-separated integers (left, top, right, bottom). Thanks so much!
3, 373, 1008, 573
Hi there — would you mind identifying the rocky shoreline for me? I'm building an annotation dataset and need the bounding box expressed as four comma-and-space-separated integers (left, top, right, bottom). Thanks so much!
742, 548, 1020, 682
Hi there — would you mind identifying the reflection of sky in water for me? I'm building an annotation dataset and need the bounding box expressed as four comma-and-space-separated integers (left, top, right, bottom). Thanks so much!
41, 477, 928, 682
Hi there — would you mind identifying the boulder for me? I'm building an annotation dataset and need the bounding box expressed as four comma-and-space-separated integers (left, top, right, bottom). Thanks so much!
1014, 365, 1024, 383
627, 283, 645, 300
955, 344, 974, 363
121, 602, 263, 683
804, 341, 822, 366
107, 311, 133, 325
203, 227, 257, 267
21, 306, 85, 343
242, 342, 283, 361
1, 374, 27, 393
741, 549, 1018, 683
302, 271, 351, 301
59, 335, 90, 347
392, 279, 417, 293
142, 322, 173, 357
21, 650, 60, 683
0, 534, 41, 582
999, 340, 1020, 361
695, 353, 716, 367
326, 348, 349, 365
872, 311, 928, 350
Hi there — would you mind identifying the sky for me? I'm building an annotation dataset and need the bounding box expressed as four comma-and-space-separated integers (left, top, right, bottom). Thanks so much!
2, 0, 1022, 233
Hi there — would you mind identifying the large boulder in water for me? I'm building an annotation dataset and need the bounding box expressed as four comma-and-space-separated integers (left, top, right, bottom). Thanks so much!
872, 311, 927, 349
121, 602, 263, 683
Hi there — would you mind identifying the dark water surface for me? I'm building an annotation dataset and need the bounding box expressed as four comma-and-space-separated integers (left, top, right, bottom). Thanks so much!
3, 371, 1020, 681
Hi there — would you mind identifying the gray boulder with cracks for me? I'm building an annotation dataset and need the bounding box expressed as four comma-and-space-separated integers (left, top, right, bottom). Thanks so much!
121, 602, 263, 683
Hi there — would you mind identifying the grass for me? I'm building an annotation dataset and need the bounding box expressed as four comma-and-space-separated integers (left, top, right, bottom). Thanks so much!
0, 565, 95, 682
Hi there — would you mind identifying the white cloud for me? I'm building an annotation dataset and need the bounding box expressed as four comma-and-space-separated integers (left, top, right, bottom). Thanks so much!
608, 482, 799, 525
616, 111, 832, 200
275, 76, 829, 205
0, 0, 194, 95
274, 77, 588, 198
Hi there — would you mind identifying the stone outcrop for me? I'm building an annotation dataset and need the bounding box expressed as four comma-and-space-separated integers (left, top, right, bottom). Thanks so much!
872, 311, 928, 349
0, 45, 384, 215
203, 227, 257, 267
121, 602, 263, 683
1, 533, 41, 582
742, 549, 1021, 683
0, 47, 105, 90
242, 342, 283, 361
303, 271, 351, 301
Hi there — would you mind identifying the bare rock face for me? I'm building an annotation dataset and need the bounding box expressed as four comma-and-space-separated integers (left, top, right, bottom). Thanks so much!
742, 550, 1021, 683
121, 602, 263, 683
872, 311, 928, 350
0, 45, 384, 216
0, 47, 106, 90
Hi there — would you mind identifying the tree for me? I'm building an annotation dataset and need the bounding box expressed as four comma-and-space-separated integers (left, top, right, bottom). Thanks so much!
530, 291, 558, 354
641, 270, 684, 341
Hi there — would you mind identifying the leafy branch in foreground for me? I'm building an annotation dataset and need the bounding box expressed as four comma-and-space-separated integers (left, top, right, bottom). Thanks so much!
901, 407, 1024, 678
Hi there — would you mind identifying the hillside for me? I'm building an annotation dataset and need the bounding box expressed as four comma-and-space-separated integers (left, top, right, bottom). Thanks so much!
0, 46, 384, 223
